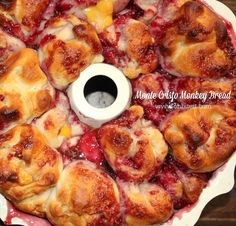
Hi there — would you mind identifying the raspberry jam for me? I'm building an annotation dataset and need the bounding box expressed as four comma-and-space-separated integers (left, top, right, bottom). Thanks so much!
77, 130, 105, 166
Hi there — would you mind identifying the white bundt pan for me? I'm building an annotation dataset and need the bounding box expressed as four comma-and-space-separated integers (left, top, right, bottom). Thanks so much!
0, 0, 236, 225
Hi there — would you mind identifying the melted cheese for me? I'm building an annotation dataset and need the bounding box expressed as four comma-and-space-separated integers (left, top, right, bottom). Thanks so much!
60, 124, 72, 139
85, 0, 113, 33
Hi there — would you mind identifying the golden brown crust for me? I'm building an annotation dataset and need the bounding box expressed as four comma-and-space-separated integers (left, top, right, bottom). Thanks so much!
125, 20, 158, 77
157, 156, 207, 209
0, 0, 51, 34
46, 160, 121, 226
39, 15, 103, 90
34, 92, 87, 151
42, 39, 92, 88
73, 22, 103, 54
0, 48, 54, 132
101, 17, 158, 79
98, 105, 168, 182
118, 180, 173, 225
34, 92, 70, 149
159, 1, 236, 77
16, 0, 49, 31
163, 106, 236, 172
0, 125, 63, 217
177, 171, 206, 203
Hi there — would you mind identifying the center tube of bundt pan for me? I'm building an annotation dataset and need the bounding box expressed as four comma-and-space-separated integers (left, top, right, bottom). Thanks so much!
68, 63, 132, 128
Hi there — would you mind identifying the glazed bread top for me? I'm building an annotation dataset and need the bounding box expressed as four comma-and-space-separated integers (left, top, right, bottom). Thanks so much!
0, 0, 52, 35
0, 125, 63, 217
99, 105, 168, 182
163, 106, 236, 172
46, 160, 121, 226
0, 48, 54, 133
118, 180, 173, 226
159, 1, 236, 77
100, 17, 158, 79
38, 15, 103, 90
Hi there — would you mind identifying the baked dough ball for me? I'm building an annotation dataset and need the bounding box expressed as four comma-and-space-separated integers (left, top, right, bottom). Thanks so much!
98, 105, 168, 182
46, 160, 121, 226
34, 92, 88, 150
157, 155, 208, 209
0, 125, 63, 217
159, 1, 236, 77
0, 48, 54, 133
33, 92, 89, 166
163, 106, 236, 172
0, 0, 56, 40
134, 0, 187, 44
0, 29, 25, 61
34, 92, 71, 149
100, 17, 158, 79
38, 15, 103, 90
118, 180, 173, 225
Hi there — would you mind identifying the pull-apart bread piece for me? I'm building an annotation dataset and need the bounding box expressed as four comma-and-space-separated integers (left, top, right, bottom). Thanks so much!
118, 180, 173, 226
98, 105, 168, 182
0, 125, 63, 217
34, 92, 72, 149
157, 155, 208, 209
100, 16, 158, 79
0, 48, 54, 133
162, 106, 236, 172
46, 160, 121, 226
159, 1, 236, 77
0, 0, 57, 42
33, 92, 89, 165
38, 15, 103, 90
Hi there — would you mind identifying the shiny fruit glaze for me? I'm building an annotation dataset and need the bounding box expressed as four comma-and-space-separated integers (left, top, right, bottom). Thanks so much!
77, 129, 105, 166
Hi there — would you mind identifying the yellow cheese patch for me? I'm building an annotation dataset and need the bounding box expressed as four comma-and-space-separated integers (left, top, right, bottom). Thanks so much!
85, 0, 113, 33
59, 124, 72, 139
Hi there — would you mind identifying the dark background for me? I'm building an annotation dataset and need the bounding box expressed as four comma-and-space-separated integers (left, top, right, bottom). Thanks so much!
220, 0, 236, 12
196, 1, 236, 226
